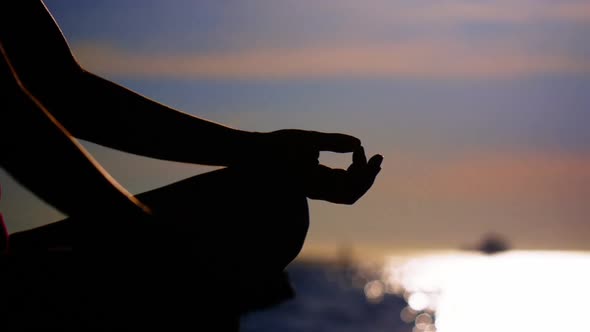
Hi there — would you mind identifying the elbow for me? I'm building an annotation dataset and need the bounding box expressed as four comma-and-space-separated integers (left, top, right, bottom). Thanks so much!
11, 53, 85, 98
17, 68, 85, 116
15, 64, 93, 140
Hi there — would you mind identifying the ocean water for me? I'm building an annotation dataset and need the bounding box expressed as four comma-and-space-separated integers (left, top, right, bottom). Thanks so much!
241, 251, 590, 332
241, 260, 412, 332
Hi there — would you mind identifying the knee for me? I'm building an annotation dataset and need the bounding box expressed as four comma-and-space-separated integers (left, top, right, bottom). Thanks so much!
244, 173, 311, 266
214, 166, 306, 209
150, 167, 311, 268
261, 180, 309, 219
218, 168, 311, 266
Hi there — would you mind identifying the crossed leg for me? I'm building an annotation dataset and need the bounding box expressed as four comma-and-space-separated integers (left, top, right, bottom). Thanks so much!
11, 167, 309, 268
7, 166, 310, 330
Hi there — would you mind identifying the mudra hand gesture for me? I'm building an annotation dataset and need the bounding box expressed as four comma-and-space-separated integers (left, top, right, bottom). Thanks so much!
248, 129, 383, 204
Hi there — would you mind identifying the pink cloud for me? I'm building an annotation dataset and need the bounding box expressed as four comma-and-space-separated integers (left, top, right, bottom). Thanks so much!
386, 152, 590, 201
73, 40, 590, 80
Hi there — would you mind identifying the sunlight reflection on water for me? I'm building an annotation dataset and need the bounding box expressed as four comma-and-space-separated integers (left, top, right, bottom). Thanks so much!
365, 250, 590, 332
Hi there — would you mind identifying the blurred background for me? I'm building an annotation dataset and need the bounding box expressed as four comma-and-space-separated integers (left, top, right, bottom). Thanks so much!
1, 1, 589, 331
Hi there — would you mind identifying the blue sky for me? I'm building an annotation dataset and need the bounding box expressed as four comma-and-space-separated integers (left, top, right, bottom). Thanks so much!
1, 0, 589, 257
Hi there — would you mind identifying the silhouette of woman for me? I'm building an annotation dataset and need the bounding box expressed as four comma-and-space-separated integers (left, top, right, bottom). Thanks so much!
0, 1, 382, 330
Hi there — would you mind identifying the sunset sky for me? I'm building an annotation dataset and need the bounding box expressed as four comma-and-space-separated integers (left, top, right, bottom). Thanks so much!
1, 0, 589, 258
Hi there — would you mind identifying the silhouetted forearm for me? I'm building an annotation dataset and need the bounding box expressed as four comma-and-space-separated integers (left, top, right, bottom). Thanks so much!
1, 46, 150, 220
0, 0, 254, 167
57, 70, 255, 166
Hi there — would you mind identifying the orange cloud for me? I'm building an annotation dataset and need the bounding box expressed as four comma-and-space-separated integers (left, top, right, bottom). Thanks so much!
386, 152, 590, 201
73, 41, 590, 80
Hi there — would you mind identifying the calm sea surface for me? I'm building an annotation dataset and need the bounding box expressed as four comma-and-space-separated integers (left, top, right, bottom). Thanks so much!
242, 251, 590, 332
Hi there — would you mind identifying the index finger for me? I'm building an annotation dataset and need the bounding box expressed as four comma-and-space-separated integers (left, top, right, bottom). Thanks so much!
309, 132, 361, 153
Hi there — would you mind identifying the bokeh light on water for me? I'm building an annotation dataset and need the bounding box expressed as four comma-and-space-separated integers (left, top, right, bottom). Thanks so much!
375, 250, 590, 332
242, 250, 590, 331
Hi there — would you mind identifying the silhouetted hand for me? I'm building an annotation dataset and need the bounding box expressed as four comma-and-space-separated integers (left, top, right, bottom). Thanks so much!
249, 129, 361, 169
242, 129, 382, 204
305, 146, 383, 204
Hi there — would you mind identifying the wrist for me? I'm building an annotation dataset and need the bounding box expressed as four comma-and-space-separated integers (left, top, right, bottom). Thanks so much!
230, 130, 266, 166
